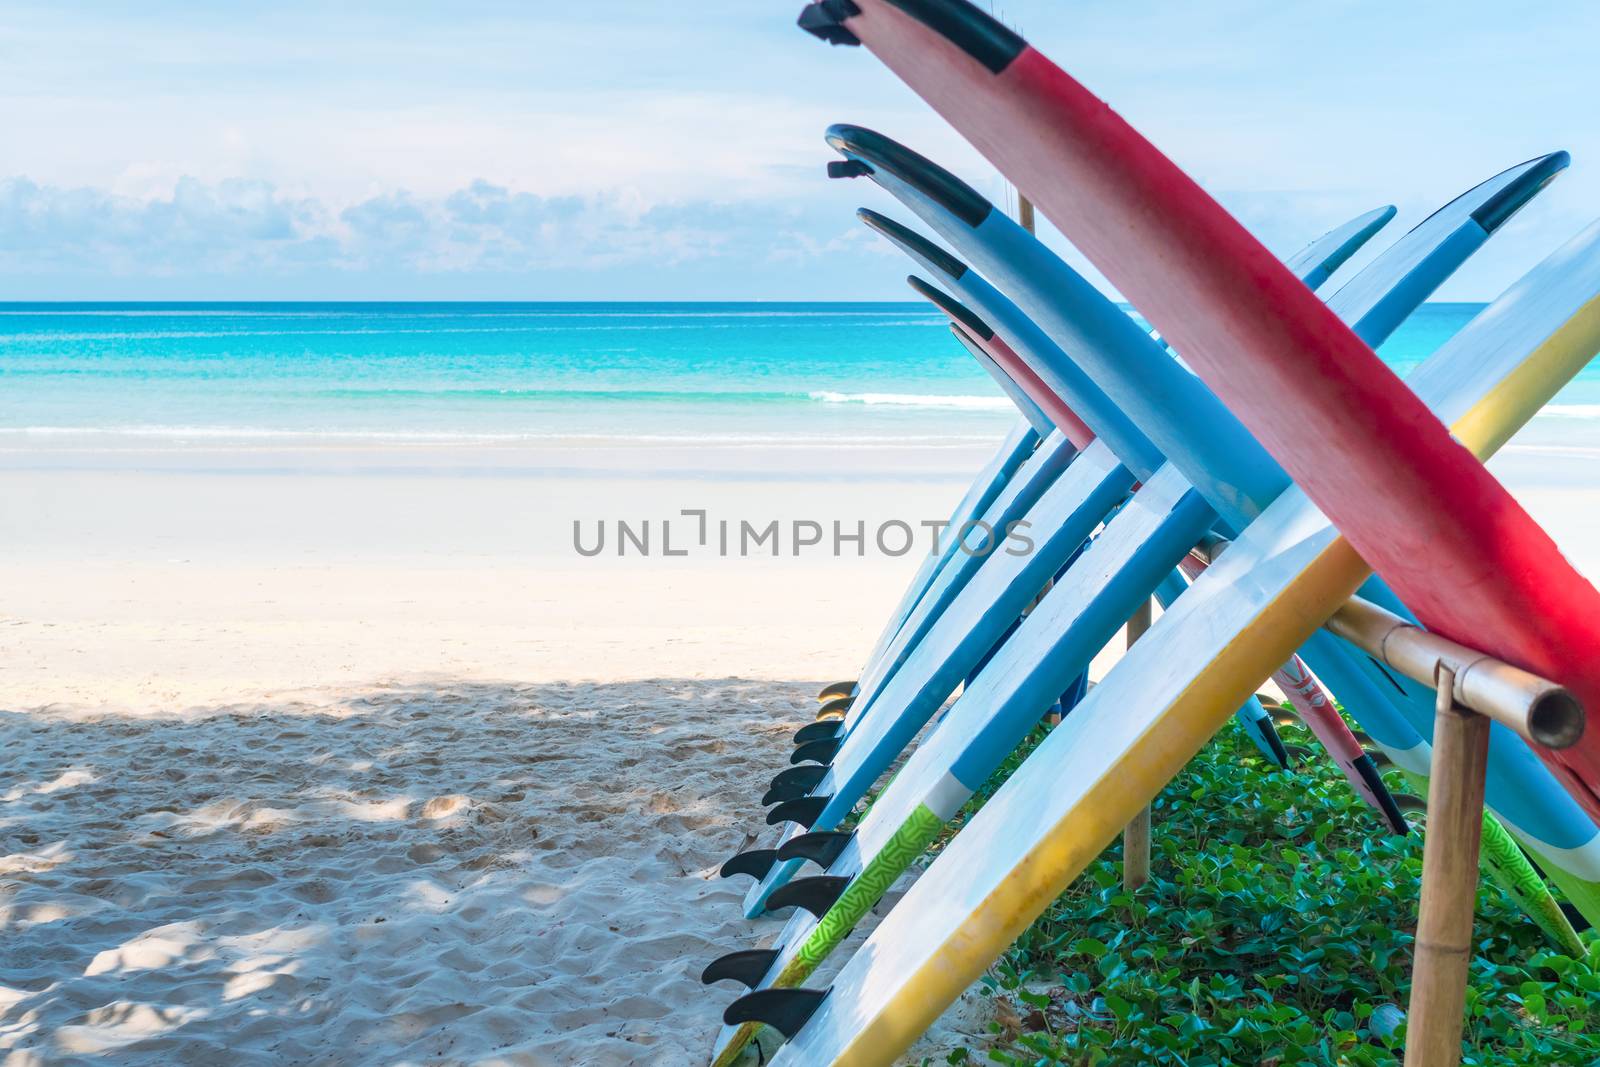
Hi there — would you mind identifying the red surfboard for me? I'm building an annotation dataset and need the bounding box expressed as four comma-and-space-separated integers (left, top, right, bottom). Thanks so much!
801, 0, 1600, 817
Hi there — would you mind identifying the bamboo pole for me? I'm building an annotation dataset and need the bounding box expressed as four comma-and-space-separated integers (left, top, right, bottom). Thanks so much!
1325, 597, 1582, 748
1123, 597, 1154, 890
1404, 667, 1490, 1067
1186, 543, 1583, 749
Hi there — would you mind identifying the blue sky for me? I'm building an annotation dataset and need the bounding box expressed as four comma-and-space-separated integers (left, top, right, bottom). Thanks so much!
2, 0, 1598, 300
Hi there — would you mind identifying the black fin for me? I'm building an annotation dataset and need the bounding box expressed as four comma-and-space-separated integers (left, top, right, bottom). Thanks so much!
817, 695, 853, 717
1269, 706, 1300, 728
1394, 793, 1428, 815
723, 986, 829, 1040
720, 849, 779, 882
764, 764, 828, 806
1282, 743, 1314, 764
827, 159, 871, 179
794, 720, 843, 747
778, 831, 852, 870
1353, 754, 1410, 836
817, 680, 855, 701
791, 738, 841, 766
766, 795, 831, 829
768, 875, 851, 919
1258, 718, 1291, 768
797, 1, 860, 46
702, 948, 780, 988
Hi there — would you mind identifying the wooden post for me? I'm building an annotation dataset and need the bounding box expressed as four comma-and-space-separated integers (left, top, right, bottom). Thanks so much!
1404, 666, 1490, 1067
1123, 597, 1154, 890
1018, 194, 1036, 235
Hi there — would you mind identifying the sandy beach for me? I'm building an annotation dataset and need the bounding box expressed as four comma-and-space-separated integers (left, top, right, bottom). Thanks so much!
3, 432, 1598, 1064
0, 437, 1010, 1065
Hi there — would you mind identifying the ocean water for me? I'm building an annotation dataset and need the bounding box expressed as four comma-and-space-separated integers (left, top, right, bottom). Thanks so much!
1, 302, 1598, 450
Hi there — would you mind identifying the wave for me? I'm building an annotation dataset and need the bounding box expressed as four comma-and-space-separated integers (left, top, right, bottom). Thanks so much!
809, 390, 1013, 411
0, 318, 945, 343
0, 425, 1002, 448
0, 306, 931, 320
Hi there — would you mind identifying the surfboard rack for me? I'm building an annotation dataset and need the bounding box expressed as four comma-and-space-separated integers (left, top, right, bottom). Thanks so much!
793, 720, 843, 747
701, 948, 780, 988
791, 738, 842, 766
764, 764, 828, 805
1327, 598, 1585, 749
723, 986, 829, 1040
768, 875, 851, 918
797, 0, 860, 47
720, 849, 779, 883
1192, 543, 1587, 750
777, 830, 852, 869
766, 795, 831, 829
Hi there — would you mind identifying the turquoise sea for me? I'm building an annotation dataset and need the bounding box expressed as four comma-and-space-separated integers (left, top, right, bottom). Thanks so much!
2, 302, 1598, 449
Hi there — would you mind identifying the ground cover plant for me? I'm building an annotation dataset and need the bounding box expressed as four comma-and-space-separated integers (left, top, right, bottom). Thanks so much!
926, 709, 1600, 1066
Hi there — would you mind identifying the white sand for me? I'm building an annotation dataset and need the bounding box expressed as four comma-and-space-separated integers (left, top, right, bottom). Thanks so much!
2, 434, 1597, 1064
0, 440, 987, 1065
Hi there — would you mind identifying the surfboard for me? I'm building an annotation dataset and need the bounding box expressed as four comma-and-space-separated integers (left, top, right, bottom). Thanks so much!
844, 417, 1040, 698
946, 324, 1052, 435
824, 123, 1600, 920
832, 429, 1082, 742
1171, 559, 1406, 832
906, 275, 1092, 444
706, 186, 1526, 1062
740, 209, 1392, 918
811, 0, 1600, 819
737, 440, 1135, 917
752, 211, 1600, 1064
709, 462, 1211, 1064
860, 207, 1162, 478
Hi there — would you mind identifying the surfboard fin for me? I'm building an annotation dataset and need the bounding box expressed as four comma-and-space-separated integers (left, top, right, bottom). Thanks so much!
1269, 706, 1300, 728
797, 1, 860, 47
720, 849, 779, 883
766, 795, 831, 829
827, 159, 871, 179
777, 830, 852, 870
817, 680, 856, 701
1282, 743, 1313, 764
1352, 753, 1410, 836
1394, 793, 1428, 816
768, 875, 851, 919
791, 738, 841, 766
763, 764, 828, 806
793, 720, 843, 747
701, 948, 780, 989
816, 695, 853, 717
1244, 716, 1291, 768
723, 986, 829, 1040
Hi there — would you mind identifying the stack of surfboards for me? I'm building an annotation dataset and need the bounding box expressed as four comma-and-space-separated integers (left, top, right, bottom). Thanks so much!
700, 2, 1600, 1063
